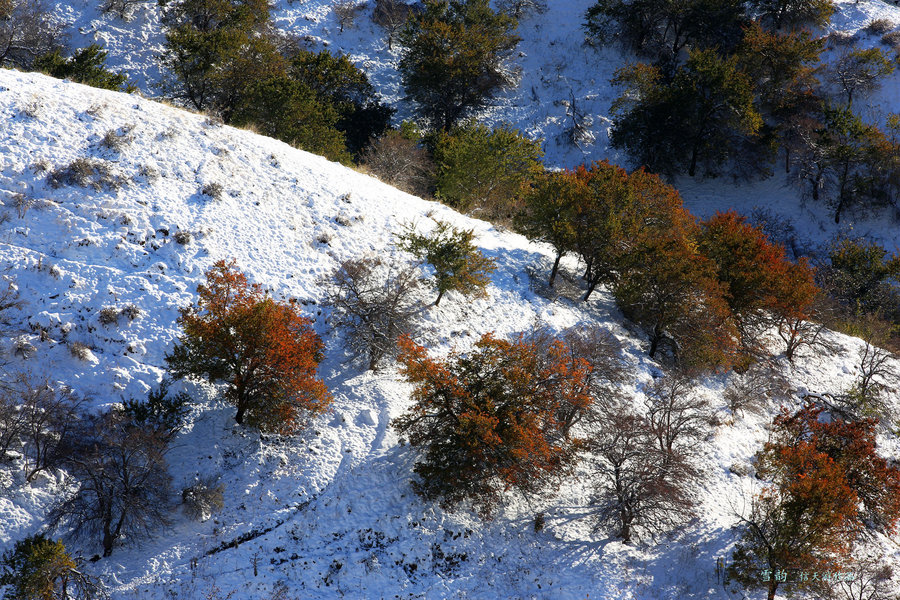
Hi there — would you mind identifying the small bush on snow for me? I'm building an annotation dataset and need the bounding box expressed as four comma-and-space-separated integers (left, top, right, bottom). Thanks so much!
182, 476, 225, 521
68, 341, 92, 361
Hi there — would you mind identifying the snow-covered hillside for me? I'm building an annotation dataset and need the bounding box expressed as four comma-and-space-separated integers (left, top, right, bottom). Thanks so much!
1, 65, 899, 599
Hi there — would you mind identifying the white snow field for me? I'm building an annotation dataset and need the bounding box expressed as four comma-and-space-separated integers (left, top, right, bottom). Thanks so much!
0, 0, 900, 598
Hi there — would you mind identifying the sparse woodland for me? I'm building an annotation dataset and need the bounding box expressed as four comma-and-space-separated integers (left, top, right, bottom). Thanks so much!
1, 0, 900, 597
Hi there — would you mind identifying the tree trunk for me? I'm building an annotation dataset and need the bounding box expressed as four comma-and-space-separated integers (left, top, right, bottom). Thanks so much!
768, 579, 778, 600
435, 289, 445, 306
548, 252, 562, 287
582, 275, 601, 302
649, 328, 661, 357
235, 403, 246, 425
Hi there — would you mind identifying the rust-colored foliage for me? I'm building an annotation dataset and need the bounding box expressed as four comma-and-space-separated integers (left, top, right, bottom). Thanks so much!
166, 260, 330, 434
763, 404, 900, 533
699, 211, 818, 354
393, 332, 593, 516
731, 404, 900, 599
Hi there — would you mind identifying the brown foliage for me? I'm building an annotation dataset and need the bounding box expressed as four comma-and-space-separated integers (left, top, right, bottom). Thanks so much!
393, 332, 592, 516
731, 404, 900, 599
699, 210, 818, 354
166, 260, 330, 434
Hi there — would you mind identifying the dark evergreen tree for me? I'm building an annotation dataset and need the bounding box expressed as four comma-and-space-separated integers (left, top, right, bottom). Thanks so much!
34, 44, 133, 91
611, 49, 762, 178
398, 0, 520, 131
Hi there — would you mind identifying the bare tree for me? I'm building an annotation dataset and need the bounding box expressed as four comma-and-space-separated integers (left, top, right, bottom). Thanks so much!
49, 411, 172, 557
589, 403, 695, 543
324, 256, 423, 371
643, 372, 710, 460
838, 340, 897, 419
496, 0, 547, 19
0, 277, 23, 336
0, 0, 66, 69
360, 130, 435, 197
18, 377, 84, 482
824, 551, 898, 600
723, 361, 791, 418
373, 0, 412, 50
829, 48, 895, 106
100, 0, 155, 20
333, 0, 364, 33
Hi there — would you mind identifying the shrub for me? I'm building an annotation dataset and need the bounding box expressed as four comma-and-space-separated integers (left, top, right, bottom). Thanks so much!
399, 0, 520, 131
99, 127, 133, 153
432, 122, 543, 220
166, 260, 330, 433
324, 257, 423, 371
881, 30, 900, 48
173, 230, 192, 245
182, 476, 225, 521
723, 361, 790, 417
360, 129, 435, 197
121, 304, 141, 321
0, 535, 104, 600
97, 306, 120, 326
396, 220, 496, 306
47, 158, 123, 191
121, 379, 189, 443
49, 410, 172, 557
201, 182, 224, 200
866, 18, 895, 35
0, 0, 66, 69
68, 341, 92, 361
34, 44, 132, 92
101, 0, 155, 19
393, 332, 592, 516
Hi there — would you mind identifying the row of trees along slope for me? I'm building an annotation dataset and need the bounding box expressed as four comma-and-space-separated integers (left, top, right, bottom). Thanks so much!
588, 0, 900, 224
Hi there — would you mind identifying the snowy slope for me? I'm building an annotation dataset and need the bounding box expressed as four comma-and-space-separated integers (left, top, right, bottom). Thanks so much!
38, 0, 900, 256
1, 67, 899, 599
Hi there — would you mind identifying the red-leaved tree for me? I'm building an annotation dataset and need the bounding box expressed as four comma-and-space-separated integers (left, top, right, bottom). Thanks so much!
167, 260, 330, 434
730, 404, 900, 600
698, 211, 818, 355
393, 332, 593, 516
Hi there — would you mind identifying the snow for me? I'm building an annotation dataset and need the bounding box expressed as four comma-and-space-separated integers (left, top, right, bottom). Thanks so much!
0, 0, 898, 598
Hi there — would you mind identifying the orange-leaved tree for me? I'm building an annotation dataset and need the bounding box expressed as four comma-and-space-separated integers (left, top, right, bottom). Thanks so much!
393, 332, 593, 517
730, 404, 900, 600
698, 211, 818, 355
166, 260, 330, 434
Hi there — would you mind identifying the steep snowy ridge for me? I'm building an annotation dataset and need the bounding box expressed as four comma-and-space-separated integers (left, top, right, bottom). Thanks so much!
1, 21, 900, 600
